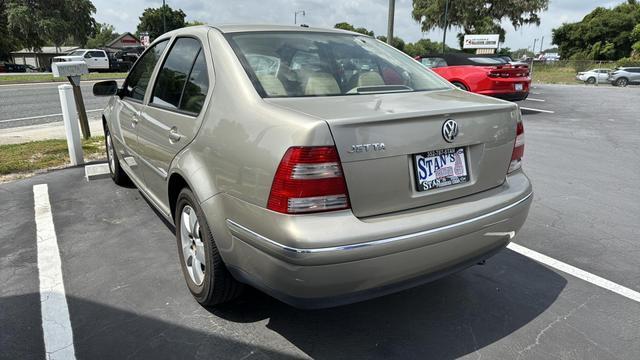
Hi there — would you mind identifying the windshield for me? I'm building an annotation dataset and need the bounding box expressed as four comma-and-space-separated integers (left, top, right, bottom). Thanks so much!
226, 32, 450, 98
68, 50, 86, 56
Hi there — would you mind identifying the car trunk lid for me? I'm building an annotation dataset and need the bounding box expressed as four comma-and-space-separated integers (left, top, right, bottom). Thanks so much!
267, 89, 519, 217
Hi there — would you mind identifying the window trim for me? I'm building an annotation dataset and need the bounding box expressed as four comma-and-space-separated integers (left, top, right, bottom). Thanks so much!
148, 36, 208, 117
121, 39, 170, 102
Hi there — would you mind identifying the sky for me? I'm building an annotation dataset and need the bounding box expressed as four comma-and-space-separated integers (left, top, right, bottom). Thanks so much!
94, 0, 623, 51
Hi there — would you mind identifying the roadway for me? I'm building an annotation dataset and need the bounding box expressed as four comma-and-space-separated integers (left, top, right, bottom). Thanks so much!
0, 81, 116, 129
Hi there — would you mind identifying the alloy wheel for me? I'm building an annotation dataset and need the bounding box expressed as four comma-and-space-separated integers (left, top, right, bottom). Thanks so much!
106, 133, 115, 174
180, 205, 206, 286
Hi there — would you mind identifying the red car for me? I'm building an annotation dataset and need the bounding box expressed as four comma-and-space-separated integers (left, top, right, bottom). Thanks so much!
417, 53, 531, 101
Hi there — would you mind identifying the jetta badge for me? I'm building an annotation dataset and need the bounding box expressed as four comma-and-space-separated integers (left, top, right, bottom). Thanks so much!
442, 119, 459, 143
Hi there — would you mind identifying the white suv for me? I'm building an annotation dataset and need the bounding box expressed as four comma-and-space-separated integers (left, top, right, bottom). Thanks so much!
53, 49, 110, 71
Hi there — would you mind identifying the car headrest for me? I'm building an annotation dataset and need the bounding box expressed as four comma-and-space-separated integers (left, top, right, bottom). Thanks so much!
304, 72, 340, 96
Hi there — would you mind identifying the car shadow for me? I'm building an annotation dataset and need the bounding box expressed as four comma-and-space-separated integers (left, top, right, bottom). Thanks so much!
211, 249, 567, 359
0, 251, 566, 360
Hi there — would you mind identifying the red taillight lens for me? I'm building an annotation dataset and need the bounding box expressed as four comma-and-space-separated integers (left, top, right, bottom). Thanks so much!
508, 120, 525, 173
267, 146, 350, 214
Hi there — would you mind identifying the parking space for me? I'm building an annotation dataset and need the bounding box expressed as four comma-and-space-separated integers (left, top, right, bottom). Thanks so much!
1, 84, 640, 359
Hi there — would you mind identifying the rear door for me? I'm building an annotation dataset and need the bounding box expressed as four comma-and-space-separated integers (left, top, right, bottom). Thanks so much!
136, 36, 211, 210
85, 51, 109, 69
113, 40, 169, 184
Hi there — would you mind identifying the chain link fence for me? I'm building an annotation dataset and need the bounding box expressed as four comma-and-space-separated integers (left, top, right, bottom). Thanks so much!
525, 59, 640, 84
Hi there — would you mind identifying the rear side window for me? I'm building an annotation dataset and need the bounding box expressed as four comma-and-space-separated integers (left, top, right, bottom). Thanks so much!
123, 40, 169, 101
89, 51, 106, 58
151, 37, 209, 115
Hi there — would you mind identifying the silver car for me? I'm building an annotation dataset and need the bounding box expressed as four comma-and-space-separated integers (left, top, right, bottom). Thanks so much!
609, 67, 640, 87
93, 25, 532, 308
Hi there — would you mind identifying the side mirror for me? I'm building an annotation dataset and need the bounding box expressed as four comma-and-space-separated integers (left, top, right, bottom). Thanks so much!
93, 80, 119, 96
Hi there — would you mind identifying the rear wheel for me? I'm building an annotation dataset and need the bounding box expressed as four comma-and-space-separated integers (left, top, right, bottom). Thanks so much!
615, 78, 629, 87
452, 82, 468, 91
586, 77, 596, 84
104, 125, 130, 185
175, 188, 242, 307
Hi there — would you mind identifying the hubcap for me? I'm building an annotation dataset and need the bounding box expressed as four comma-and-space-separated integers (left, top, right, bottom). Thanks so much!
180, 205, 205, 285
106, 133, 115, 173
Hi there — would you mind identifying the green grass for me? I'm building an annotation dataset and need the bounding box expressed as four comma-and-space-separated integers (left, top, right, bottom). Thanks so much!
531, 66, 580, 84
0, 72, 127, 84
0, 136, 105, 175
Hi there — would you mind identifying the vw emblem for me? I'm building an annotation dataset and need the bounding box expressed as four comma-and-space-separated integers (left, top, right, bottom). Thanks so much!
442, 119, 459, 143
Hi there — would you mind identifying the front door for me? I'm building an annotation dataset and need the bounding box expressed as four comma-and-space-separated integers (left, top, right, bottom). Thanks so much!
114, 39, 169, 184
136, 36, 211, 213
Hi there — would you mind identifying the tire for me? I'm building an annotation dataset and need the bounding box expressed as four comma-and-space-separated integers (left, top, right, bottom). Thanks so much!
615, 78, 629, 87
104, 125, 130, 186
452, 82, 468, 91
586, 77, 596, 84
175, 188, 242, 307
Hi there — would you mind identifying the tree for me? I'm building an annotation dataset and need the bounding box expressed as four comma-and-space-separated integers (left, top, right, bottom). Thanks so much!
334, 22, 374, 36
511, 48, 534, 60
186, 20, 206, 27
376, 36, 405, 51
552, 1, 640, 60
5, 0, 95, 51
412, 0, 548, 47
86, 23, 119, 48
403, 38, 454, 56
137, 5, 186, 40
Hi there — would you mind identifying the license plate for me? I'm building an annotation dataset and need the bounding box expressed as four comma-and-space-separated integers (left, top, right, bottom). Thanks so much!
414, 148, 469, 192
515, 83, 524, 92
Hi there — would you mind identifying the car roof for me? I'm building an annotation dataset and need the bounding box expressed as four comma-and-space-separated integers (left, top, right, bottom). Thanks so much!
158, 24, 364, 38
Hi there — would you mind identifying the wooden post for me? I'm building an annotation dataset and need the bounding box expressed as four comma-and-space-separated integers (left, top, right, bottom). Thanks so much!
68, 76, 91, 139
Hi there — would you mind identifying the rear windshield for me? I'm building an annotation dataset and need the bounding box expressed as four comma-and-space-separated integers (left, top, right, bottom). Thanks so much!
68, 50, 86, 56
226, 32, 450, 98
469, 57, 506, 65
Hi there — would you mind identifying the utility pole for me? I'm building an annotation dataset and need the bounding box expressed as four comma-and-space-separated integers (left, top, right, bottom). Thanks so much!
533, 38, 538, 55
540, 36, 544, 53
442, 0, 450, 53
294, 10, 305, 25
162, 0, 166, 34
387, 0, 395, 45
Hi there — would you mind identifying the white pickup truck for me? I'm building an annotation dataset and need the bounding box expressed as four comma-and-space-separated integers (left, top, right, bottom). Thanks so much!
52, 49, 110, 71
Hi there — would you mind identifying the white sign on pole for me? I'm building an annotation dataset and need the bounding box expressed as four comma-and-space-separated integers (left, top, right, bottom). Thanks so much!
463, 34, 500, 49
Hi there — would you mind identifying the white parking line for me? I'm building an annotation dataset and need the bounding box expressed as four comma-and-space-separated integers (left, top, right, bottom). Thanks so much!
508, 243, 640, 303
525, 98, 546, 102
0, 109, 102, 123
519, 107, 555, 114
34, 184, 76, 360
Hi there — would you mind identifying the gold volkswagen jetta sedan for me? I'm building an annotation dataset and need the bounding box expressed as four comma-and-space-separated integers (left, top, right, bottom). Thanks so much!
93, 25, 532, 309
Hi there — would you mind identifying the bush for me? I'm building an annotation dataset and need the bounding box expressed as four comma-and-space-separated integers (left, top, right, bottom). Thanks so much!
615, 57, 640, 67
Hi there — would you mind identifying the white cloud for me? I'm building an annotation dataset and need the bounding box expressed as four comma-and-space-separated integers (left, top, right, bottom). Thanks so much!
92, 0, 620, 50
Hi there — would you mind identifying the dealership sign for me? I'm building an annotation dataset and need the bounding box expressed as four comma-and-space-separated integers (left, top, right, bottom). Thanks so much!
463, 34, 500, 49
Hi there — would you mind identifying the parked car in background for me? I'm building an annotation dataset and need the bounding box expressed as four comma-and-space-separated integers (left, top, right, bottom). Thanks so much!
608, 67, 640, 87
53, 49, 110, 71
576, 69, 611, 84
93, 25, 532, 309
417, 53, 531, 101
0, 63, 27, 73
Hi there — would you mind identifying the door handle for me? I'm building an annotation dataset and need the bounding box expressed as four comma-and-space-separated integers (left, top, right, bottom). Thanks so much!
168, 127, 182, 143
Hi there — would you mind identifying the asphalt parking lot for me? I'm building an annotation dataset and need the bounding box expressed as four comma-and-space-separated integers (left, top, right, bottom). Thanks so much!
1, 84, 639, 359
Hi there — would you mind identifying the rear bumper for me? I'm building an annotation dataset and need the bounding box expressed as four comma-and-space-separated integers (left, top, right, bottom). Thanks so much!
203, 171, 532, 308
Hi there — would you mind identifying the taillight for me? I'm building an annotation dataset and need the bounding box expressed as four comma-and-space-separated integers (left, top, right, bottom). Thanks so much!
267, 146, 350, 214
508, 120, 525, 173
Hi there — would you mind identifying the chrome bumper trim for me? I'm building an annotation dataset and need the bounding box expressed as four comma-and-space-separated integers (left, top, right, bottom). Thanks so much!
226, 192, 532, 255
